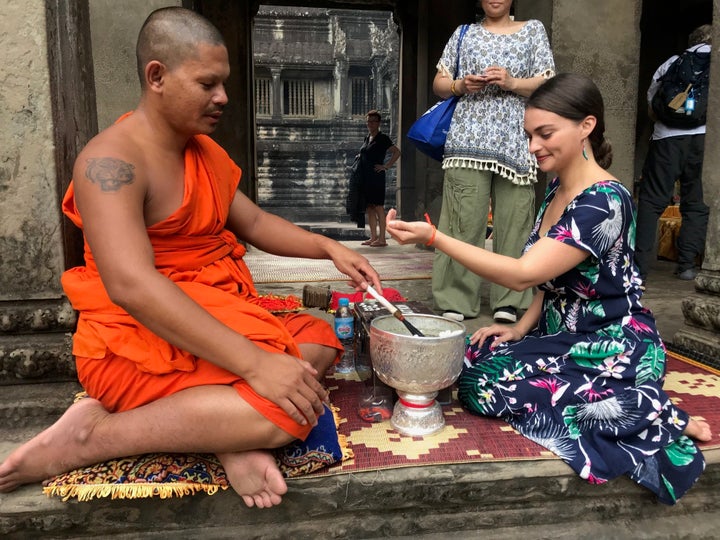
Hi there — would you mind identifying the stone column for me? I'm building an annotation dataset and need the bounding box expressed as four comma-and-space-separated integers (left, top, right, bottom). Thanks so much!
372, 62, 383, 111
335, 60, 350, 118
271, 67, 282, 120
549, 0, 640, 189
0, 0, 86, 384
672, 5, 720, 366
200, 0, 259, 200
400, 0, 475, 222
330, 15, 349, 119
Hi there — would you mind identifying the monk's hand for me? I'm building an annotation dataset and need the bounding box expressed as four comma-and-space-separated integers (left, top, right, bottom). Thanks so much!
247, 351, 327, 426
386, 208, 434, 246
327, 243, 383, 293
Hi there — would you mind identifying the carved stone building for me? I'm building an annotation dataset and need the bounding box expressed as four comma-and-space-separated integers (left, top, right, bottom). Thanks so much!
253, 6, 399, 222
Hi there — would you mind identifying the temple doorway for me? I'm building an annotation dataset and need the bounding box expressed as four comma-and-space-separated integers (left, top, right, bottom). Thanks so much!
252, 5, 400, 224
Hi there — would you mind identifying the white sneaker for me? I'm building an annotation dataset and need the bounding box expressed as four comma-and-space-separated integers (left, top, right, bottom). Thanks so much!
493, 307, 517, 323
442, 311, 465, 322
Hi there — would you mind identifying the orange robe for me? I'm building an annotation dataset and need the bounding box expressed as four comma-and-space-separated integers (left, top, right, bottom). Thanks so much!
61, 132, 341, 440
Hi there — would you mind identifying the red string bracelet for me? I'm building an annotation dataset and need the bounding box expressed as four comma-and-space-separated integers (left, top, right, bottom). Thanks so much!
424, 213, 437, 246
426, 226, 437, 246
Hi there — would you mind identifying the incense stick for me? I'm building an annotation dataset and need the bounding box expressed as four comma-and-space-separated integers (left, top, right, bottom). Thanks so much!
365, 286, 425, 337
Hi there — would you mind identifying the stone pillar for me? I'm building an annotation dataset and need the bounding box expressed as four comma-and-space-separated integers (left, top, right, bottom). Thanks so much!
330, 15, 350, 119
399, 0, 475, 222
199, 0, 259, 200
0, 0, 87, 384
335, 59, 350, 118
271, 67, 282, 120
672, 6, 720, 366
549, 0, 640, 190
372, 62, 383, 111
395, 2, 420, 219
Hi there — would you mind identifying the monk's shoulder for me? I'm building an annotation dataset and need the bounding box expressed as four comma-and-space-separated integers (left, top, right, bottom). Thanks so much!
73, 123, 148, 194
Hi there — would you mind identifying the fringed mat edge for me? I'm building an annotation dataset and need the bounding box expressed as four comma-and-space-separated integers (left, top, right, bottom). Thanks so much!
332, 404, 354, 462
669, 349, 720, 376
43, 482, 228, 502
42, 405, 352, 502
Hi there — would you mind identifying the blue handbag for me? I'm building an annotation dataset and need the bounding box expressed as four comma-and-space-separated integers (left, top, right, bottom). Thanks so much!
407, 24, 469, 161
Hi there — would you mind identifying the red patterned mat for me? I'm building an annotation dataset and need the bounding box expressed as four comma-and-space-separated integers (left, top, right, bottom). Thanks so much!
42, 352, 720, 500
316, 352, 720, 476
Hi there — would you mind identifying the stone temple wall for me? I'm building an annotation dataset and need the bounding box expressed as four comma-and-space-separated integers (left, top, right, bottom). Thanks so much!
0, 0, 76, 383
89, 0, 179, 130
0, 1, 64, 301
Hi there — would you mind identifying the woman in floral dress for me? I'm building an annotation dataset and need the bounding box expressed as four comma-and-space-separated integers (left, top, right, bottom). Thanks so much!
386, 73, 711, 504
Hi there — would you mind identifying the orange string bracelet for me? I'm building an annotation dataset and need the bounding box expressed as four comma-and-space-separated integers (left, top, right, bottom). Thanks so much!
424, 213, 437, 246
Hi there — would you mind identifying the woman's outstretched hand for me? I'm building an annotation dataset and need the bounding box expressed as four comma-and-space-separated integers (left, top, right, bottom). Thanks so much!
386, 208, 434, 245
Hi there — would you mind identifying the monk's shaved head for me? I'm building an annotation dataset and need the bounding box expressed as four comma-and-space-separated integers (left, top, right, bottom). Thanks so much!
136, 7, 225, 88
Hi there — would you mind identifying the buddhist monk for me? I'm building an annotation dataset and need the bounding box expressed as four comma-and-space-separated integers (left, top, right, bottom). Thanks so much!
0, 6, 382, 509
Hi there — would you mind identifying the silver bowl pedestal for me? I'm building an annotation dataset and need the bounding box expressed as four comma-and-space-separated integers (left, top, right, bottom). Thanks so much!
369, 314, 466, 436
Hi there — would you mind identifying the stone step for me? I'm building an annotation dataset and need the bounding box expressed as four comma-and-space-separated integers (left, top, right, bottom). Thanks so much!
0, 382, 81, 431
2, 384, 720, 538
298, 224, 368, 240
2, 454, 719, 538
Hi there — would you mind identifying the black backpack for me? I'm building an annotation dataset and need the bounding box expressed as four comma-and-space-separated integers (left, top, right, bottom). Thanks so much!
650, 48, 711, 129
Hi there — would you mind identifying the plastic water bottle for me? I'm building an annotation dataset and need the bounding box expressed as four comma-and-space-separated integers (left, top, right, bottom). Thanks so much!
685, 90, 696, 115
334, 298, 355, 374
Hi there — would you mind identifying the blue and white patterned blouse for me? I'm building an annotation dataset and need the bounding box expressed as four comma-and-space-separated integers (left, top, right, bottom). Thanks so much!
437, 20, 555, 185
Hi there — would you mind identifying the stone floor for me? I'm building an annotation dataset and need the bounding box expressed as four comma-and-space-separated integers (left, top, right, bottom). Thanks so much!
1, 231, 717, 539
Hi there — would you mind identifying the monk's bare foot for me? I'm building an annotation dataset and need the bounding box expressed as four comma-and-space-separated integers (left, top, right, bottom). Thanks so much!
684, 419, 712, 442
0, 398, 109, 492
217, 450, 287, 508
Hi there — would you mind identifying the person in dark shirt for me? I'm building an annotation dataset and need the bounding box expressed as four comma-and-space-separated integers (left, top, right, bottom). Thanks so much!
357, 110, 400, 247
635, 24, 712, 284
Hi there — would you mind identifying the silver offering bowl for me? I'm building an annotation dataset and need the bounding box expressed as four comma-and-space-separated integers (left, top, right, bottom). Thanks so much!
369, 314, 466, 436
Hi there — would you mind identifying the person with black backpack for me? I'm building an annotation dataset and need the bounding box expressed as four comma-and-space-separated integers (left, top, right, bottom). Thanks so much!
635, 24, 712, 284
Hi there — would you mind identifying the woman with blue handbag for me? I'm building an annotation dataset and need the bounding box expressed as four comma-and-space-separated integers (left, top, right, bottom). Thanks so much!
432, 0, 554, 324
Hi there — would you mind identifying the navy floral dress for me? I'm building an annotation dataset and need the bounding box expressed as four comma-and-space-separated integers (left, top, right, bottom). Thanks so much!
458, 178, 705, 504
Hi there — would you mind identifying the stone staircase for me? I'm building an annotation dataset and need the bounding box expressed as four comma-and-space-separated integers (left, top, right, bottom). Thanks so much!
256, 120, 398, 223
2, 381, 720, 539
3, 257, 720, 538
296, 222, 369, 241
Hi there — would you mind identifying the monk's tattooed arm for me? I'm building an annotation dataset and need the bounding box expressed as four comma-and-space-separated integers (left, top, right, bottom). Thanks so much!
85, 158, 135, 192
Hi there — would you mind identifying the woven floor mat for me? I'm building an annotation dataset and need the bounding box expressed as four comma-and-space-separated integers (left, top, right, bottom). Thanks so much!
244, 248, 433, 283
314, 351, 720, 476
41, 352, 720, 501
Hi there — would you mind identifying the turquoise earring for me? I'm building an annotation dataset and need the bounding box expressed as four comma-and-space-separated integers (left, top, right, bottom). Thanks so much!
582, 141, 589, 161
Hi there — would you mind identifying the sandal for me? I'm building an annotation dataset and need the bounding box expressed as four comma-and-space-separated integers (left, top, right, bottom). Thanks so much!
370, 240, 387, 247
361, 239, 376, 245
